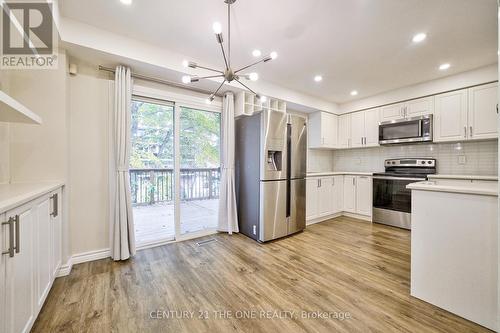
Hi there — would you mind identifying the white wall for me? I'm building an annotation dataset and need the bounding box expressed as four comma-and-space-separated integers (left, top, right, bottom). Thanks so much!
340, 64, 498, 113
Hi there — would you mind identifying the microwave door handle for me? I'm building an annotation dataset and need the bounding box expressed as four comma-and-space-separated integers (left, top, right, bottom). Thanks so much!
418, 120, 422, 137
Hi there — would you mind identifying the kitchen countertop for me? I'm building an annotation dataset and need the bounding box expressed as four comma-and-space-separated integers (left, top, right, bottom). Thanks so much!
427, 174, 498, 181
0, 182, 64, 214
407, 180, 497, 196
307, 171, 373, 177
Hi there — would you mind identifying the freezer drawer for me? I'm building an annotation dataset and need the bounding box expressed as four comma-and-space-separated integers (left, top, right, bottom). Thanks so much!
259, 180, 287, 242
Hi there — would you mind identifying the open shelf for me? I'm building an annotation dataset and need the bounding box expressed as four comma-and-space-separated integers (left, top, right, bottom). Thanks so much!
235, 91, 286, 118
0, 90, 42, 124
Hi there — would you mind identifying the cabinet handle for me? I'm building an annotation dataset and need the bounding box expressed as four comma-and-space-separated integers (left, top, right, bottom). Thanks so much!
50, 193, 59, 217
332, 178, 335, 186
496, 104, 498, 114
1, 217, 15, 257
14, 215, 19, 254
469, 126, 473, 137
352, 177, 355, 186
464, 126, 467, 138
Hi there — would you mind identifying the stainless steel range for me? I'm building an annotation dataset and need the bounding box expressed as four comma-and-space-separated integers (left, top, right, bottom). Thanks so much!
372, 158, 436, 230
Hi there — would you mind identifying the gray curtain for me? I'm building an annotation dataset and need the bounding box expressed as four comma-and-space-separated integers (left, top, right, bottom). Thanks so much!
110, 65, 136, 260
218, 92, 239, 233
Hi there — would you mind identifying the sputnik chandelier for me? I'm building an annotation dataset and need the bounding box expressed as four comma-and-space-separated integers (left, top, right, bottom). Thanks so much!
181, 0, 278, 103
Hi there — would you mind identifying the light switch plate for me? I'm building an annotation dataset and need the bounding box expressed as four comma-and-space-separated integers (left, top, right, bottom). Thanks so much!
458, 155, 467, 165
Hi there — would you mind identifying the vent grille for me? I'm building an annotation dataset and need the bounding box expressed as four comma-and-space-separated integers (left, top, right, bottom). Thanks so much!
196, 238, 217, 246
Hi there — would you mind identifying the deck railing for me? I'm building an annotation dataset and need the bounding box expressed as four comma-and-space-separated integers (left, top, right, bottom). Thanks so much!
130, 168, 220, 205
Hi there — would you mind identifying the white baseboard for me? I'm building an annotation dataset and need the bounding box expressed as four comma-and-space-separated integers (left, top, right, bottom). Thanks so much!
56, 248, 110, 278
306, 211, 372, 226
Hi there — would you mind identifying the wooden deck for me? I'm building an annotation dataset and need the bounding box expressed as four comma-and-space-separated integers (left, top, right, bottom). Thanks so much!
32, 216, 492, 332
133, 199, 218, 244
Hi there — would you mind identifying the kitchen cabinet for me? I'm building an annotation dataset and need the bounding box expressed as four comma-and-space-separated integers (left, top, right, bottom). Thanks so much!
308, 112, 338, 148
355, 176, 373, 216
337, 114, 351, 148
434, 89, 468, 142
4, 203, 35, 333
350, 108, 380, 148
317, 178, 333, 217
331, 176, 344, 214
306, 178, 319, 220
381, 97, 434, 121
0, 186, 63, 333
406, 97, 434, 117
343, 176, 356, 213
468, 82, 498, 140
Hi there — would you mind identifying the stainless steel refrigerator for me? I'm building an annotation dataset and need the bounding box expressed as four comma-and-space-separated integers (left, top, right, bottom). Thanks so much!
235, 109, 307, 242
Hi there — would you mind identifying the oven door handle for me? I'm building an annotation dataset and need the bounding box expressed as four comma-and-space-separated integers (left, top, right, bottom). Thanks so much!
373, 176, 426, 181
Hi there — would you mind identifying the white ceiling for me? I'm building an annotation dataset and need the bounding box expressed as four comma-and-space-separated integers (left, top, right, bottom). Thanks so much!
59, 0, 497, 103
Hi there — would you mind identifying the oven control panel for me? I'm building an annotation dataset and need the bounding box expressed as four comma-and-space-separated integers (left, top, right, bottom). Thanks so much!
384, 158, 436, 168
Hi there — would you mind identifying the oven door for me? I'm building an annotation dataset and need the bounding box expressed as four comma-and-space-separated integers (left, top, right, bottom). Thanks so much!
372, 176, 425, 213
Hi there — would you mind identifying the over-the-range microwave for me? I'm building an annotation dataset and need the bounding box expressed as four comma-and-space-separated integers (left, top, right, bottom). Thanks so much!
379, 114, 433, 145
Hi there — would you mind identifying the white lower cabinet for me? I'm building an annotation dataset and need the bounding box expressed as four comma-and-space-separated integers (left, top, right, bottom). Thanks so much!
306, 178, 319, 220
331, 176, 344, 214
355, 176, 373, 216
343, 176, 357, 213
1, 187, 63, 333
306, 176, 344, 220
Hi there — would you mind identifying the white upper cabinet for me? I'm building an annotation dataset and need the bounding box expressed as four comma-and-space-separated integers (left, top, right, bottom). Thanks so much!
381, 103, 405, 121
338, 114, 351, 149
434, 89, 468, 142
349, 108, 380, 148
308, 112, 338, 149
406, 97, 434, 118
364, 108, 381, 147
468, 83, 498, 140
350, 111, 365, 148
434, 83, 498, 143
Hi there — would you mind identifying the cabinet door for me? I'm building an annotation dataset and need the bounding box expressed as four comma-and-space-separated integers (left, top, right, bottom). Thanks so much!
350, 111, 365, 148
434, 89, 468, 142
405, 97, 434, 117
50, 190, 62, 277
468, 83, 498, 140
337, 114, 351, 149
323, 113, 338, 148
381, 103, 404, 121
35, 199, 51, 310
343, 176, 356, 213
332, 176, 344, 214
5, 204, 35, 333
307, 112, 322, 148
355, 176, 372, 217
306, 178, 319, 220
317, 178, 334, 217
364, 108, 380, 147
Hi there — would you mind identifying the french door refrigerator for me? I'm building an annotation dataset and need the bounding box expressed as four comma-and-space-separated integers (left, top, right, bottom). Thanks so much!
235, 109, 307, 242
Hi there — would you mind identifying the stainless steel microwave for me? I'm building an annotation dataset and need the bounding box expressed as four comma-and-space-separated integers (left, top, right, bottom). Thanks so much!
379, 115, 433, 145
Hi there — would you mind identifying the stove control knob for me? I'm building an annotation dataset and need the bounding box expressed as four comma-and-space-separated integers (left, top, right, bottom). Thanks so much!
427, 161, 433, 164
421, 161, 426, 165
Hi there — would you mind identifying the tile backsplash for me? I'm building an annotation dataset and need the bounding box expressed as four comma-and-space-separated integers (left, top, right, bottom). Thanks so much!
308, 140, 498, 175
334, 140, 498, 175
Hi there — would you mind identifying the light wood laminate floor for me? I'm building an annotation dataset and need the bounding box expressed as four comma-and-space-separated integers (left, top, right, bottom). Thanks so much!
32, 216, 492, 332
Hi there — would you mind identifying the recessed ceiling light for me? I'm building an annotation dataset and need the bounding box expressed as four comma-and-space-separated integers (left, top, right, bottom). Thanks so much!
252, 49, 261, 57
270, 51, 278, 60
439, 63, 451, 71
412, 33, 427, 43
120, 0, 132, 5
350, 90, 358, 96
314, 75, 323, 82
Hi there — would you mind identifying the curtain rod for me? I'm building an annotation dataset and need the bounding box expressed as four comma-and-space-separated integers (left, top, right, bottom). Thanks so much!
98, 65, 224, 97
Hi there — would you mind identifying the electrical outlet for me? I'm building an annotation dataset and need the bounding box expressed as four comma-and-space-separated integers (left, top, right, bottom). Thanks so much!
252, 225, 256, 235
458, 155, 467, 165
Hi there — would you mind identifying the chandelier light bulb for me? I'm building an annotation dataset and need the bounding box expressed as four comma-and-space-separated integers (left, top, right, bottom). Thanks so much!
248, 72, 259, 81
182, 75, 191, 84
212, 22, 222, 34
270, 51, 278, 60
252, 49, 261, 57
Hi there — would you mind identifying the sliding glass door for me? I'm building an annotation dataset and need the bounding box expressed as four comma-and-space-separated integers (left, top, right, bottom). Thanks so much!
179, 107, 221, 236
130, 98, 175, 246
129, 96, 221, 247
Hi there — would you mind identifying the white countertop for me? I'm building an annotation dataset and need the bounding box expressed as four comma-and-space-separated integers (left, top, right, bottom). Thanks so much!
407, 180, 498, 196
428, 174, 498, 181
307, 171, 373, 177
0, 182, 64, 214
